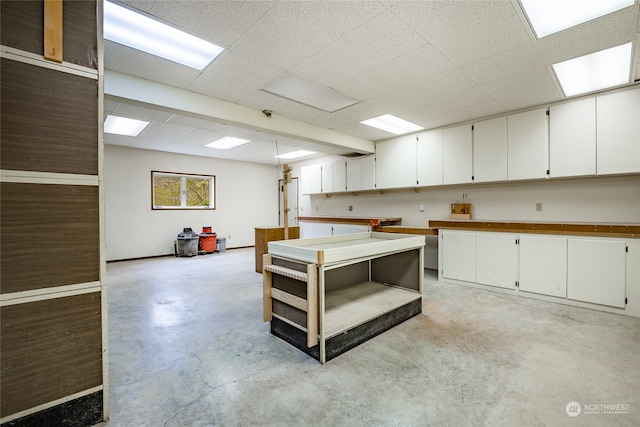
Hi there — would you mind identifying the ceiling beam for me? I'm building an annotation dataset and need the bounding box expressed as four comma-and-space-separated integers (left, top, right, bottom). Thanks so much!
104, 70, 375, 154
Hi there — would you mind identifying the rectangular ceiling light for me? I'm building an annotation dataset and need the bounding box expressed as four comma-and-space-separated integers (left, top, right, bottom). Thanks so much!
104, 0, 224, 70
520, 0, 634, 39
262, 74, 358, 112
360, 114, 424, 135
552, 43, 633, 97
205, 136, 250, 150
275, 150, 316, 159
104, 115, 150, 136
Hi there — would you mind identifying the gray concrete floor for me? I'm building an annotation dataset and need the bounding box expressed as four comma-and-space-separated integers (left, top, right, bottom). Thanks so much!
102, 248, 639, 427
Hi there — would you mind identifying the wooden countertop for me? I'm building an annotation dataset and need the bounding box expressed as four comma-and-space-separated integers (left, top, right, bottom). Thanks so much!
378, 226, 438, 235
428, 219, 640, 238
298, 216, 402, 226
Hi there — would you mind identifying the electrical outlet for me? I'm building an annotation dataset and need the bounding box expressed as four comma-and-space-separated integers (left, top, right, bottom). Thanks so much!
348, 205, 353, 211
228, 234, 231, 239
536, 202, 543, 212
419, 204, 425, 212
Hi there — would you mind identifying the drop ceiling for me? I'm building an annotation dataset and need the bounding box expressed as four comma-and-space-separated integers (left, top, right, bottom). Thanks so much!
104, 0, 640, 165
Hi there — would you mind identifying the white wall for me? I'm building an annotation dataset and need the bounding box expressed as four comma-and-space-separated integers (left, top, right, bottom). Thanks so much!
293, 158, 640, 225
105, 145, 279, 260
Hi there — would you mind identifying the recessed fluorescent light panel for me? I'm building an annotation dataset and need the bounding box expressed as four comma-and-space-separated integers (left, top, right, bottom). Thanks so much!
360, 114, 424, 135
520, 0, 634, 38
104, 115, 150, 136
262, 74, 358, 112
275, 150, 316, 159
103, 0, 224, 70
552, 43, 633, 97
205, 136, 250, 150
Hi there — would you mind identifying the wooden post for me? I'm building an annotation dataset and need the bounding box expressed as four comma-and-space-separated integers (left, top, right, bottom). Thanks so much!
44, 0, 63, 62
263, 254, 273, 322
282, 164, 292, 240
306, 263, 318, 348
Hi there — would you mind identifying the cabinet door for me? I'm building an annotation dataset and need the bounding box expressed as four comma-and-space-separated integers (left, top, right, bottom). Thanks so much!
476, 233, 517, 289
346, 158, 361, 191
321, 163, 333, 193
417, 129, 443, 186
301, 164, 321, 194
441, 231, 476, 282
550, 98, 596, 178
473, 116, 507, 183
360, 155, 376, 190
333, 160, 346, 192
596, 88, 640, 175
519, 235, 567, 297
316, 223, 333, 237
508, 108, 548, 180
396, 134, 417, 188
443, 124, 473, 184
300, 222, 317, 238
375, 139, 395, 189
567, 239, 626, 308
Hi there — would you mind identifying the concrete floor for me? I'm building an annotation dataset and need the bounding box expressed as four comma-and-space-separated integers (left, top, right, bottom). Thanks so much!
101, 248, 639, 427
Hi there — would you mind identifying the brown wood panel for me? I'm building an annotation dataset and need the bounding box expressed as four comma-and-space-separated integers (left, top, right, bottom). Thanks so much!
298, 216, 402, 226
429, 220, 640, 238
379, 226, 438, 235
0, 183, 100, 294
255, 226, 299, 273
0, 292, 103, 418
0, 0, 97, 69
1, 58, 99, 175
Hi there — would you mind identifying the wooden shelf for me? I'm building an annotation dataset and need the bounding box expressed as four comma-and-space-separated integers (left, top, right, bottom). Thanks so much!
324, 281, 420, 338
299, 216, 402, 226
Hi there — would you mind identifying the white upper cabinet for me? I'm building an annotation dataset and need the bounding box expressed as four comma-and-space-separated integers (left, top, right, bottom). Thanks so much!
443, 124, 473, 185
375, 139, 396, 189
360, 155, 376, 190
395, 134, 417, 188
549, 98, 596, 178
301, 164, 321, 195
332, 160, 346, 192
417, 129, 443, 186
346, 155, 375, 192
596, 88, 640, 175
473, 116, 508, 183
507, 108, 548, 180
321, 162, 333, 193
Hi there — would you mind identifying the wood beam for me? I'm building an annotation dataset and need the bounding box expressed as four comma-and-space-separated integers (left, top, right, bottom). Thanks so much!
44, 0, 63, 62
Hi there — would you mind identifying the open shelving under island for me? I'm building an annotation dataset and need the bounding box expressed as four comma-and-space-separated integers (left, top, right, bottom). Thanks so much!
263, 232, 425, 363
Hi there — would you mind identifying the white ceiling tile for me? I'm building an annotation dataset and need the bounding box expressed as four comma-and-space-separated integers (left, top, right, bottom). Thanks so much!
104, 41, 200, 89
482, 67, 563, 111
291, 11, 427, 86
175, 129, 225, 146
110, 101, 174, 122
371, 68, 478, 111
334, 44, 456, 101
130, 0, 275, 48
166, 114, 219, 130
391, 0, 532, 66
238, 89, 330, 123
187, 50, 285, 102
230, 1, 387, 70
104, 134, 135, 147
138, 122, 192, 142
535, 6, 639, 65
417, 86, 495, 115
462, 42, 545, 85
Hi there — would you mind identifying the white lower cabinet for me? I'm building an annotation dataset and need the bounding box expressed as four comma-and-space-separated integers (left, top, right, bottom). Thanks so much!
519, 235, 567, 298
440, 230, 630, 313
441, 231, 476, 282
300, 222, 369, 238
567, 239, 626, 308
476, 233, 518, 290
